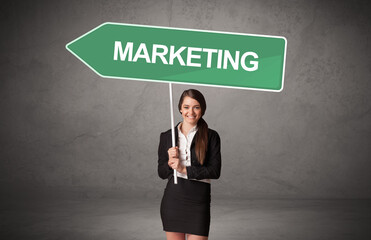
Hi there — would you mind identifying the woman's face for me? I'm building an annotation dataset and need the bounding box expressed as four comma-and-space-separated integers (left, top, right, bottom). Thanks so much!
180, 96, 202, 126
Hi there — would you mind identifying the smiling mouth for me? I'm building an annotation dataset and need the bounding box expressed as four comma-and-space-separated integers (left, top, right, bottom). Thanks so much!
187, 115, 196, 119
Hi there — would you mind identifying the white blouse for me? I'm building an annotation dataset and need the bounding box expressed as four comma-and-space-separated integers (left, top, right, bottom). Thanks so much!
176, 123, 211, 184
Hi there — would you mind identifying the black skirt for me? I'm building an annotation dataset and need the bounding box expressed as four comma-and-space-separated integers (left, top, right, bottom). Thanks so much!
160, 176, 211, 237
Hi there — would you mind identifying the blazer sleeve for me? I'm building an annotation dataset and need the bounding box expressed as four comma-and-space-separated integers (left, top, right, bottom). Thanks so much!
186, 131, 221, 180
158, 132, 173, 179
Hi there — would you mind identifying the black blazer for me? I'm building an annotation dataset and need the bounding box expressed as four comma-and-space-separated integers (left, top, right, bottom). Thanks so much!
158, 122, 221, 180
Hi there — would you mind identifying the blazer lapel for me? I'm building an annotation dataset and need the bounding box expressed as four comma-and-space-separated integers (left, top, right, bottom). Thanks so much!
174, 122, 180, 147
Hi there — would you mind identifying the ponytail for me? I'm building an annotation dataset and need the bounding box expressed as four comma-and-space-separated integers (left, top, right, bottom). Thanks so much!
196, 117, 208, 165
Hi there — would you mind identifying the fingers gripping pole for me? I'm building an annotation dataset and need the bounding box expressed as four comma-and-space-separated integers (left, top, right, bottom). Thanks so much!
169, 83, 178, 184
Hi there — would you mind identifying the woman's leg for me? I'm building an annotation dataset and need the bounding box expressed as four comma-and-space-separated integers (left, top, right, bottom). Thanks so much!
186, 234, 208, 240
166, 231, 186, 240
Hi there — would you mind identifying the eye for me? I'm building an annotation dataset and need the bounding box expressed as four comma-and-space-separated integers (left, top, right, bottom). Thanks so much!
184, 106, 189, 109
195, 106, 200, 109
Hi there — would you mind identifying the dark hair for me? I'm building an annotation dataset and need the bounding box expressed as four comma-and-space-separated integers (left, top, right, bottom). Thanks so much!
178, 89, 208, 165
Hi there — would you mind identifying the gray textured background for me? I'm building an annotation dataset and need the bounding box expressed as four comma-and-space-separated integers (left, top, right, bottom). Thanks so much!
1, 0, 371, 201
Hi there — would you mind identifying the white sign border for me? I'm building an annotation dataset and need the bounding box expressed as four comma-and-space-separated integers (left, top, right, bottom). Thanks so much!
66, 22, 287, 92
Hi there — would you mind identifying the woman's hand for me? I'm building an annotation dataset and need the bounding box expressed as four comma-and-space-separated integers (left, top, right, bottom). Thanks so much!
168, 146, 179, 159
168, 147, 185, 173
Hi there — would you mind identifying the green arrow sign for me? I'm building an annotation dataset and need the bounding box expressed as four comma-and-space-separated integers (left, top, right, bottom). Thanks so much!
66, 22, 287, 91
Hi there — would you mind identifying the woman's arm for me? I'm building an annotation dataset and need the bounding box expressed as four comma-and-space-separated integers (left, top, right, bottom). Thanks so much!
158, 132, 173, 179
186, 131, 221, 180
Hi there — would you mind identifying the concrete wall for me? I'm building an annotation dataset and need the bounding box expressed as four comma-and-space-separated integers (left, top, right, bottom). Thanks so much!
1, 0, 370, 199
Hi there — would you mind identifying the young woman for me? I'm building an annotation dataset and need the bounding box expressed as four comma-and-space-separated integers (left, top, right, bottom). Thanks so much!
158, 89, 222, 240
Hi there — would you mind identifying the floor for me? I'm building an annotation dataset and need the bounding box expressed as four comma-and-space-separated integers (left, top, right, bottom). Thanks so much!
1, 197, 370, 240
